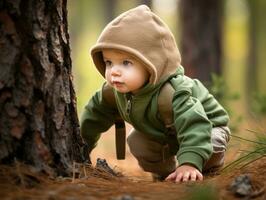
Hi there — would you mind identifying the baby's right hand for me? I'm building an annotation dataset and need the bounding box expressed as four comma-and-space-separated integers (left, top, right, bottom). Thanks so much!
165, 164, 203, 183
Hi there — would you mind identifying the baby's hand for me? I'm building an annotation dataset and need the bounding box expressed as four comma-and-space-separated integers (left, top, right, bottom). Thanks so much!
165, 164, 203, 183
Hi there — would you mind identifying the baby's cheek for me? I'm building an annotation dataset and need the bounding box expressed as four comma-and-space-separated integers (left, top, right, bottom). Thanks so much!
105, 76, 111, 86
104, 69, 109, 78
105, 70, 111, 80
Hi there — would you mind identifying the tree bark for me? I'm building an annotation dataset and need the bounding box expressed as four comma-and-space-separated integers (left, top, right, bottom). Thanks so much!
247, 0, 266, 93
179, 0, 224, 85
0, 0, 83, 176
140, 0, 152, 8
246, 1, 258, 100
104, 0, 116, 25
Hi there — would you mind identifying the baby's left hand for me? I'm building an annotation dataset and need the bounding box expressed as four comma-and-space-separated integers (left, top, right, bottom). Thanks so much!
165, 164, 203, 183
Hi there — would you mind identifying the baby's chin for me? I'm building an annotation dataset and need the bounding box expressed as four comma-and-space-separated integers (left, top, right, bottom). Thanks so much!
112, 85, 129, 93
114, 88, 129, 93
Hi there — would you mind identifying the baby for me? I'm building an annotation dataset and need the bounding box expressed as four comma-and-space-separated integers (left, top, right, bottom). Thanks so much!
81, 5, 230, 183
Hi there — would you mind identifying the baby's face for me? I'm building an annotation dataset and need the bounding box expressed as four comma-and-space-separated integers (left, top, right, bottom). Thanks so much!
103, 49, 149, 94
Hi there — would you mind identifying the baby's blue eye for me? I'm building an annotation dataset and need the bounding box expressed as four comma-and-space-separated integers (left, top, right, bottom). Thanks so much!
123, 60, 132, 66
105, 60, 112, 67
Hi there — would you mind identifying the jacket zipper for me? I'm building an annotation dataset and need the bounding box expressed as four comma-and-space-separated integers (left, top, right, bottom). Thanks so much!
126, 94, 132, 115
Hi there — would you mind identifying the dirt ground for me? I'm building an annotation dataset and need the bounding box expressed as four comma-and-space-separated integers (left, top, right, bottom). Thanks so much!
1, 124, 265, 200
0, 155, 265, 200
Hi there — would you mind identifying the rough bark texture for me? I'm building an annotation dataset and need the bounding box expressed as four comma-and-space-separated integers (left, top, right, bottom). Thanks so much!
179, 0, 224, 85
0, 0, 83, 176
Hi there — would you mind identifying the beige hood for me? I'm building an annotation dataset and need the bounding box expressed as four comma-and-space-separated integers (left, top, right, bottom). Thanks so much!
90, 5, 181, 84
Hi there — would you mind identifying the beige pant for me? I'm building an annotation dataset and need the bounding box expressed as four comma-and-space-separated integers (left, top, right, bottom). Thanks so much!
127, 127, 230, 177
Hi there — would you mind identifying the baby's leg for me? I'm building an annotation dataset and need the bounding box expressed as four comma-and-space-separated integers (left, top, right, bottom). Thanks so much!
203, 126, 231, 172
127, 129, 176, 178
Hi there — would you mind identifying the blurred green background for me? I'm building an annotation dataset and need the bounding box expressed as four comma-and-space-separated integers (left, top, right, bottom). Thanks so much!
67, 0, 266, 130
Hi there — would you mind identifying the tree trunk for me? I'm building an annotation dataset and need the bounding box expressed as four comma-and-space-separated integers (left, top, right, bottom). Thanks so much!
246, 0, 258, 101
247, 0, 266, 93
140, 0, 152, 8
178, 0, 224, 85
0, 0, 83, 176
104, 0, 116, 25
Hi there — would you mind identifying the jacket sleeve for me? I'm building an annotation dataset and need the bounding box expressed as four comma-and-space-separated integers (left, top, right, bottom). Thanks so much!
172, 89, 213, 172
80, 83, 119, 153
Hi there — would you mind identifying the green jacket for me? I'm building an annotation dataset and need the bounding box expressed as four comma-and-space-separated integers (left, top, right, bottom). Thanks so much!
81, 5, 229, 172
81, 66, 229, 172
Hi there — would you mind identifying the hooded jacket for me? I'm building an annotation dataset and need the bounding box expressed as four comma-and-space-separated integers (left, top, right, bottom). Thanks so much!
81, 5, 229, 172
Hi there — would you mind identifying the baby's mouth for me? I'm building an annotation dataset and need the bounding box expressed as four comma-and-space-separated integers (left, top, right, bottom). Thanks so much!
112, 81, 124, 87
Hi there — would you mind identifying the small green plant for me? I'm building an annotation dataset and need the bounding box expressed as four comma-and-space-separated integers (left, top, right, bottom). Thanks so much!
209, 73, 240, 104
251, 92, 266, 116
221, 129, 266, 172
209, 73, 227, 102
208, 73, 241, 132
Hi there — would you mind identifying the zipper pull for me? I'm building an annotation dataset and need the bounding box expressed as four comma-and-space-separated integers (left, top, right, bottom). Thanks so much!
126, 94, 132, 114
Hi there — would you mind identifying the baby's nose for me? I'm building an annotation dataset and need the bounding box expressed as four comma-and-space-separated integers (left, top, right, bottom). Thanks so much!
111, 65, 121, 76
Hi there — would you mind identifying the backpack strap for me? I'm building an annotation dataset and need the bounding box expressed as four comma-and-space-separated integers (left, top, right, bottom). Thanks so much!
158, 82, 176, 136
102, 83, 126, 160
102, 80, 176, 160
102, 83, 117, 108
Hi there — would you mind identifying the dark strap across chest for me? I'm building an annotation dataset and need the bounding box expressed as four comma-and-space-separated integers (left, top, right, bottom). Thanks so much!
102, 82, 176, 160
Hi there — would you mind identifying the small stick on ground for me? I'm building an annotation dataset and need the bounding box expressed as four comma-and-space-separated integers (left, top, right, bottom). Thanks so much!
14, 158, 26, 188
72, 161, 76, 183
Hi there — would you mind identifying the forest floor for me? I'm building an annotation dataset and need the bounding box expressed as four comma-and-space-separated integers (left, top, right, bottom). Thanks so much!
1, 124, 266, 200
0, 158, 266, 200
0, 155, 265, 200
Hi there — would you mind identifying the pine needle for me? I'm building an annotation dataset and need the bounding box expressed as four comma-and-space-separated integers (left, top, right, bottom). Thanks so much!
230, 134, 266, 146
